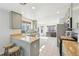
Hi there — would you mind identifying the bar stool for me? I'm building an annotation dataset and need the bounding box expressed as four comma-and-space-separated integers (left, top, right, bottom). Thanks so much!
3, 43, 15, 55
8, 46, 21, 56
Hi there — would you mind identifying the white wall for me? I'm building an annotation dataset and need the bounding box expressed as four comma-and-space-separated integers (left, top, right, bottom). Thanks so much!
59, 7, 71, 24
73, 11, 78, 29
72, 8, 79, 29
59, 4, 79, 30
0, 9, 10, 48
37, 17, 59, 26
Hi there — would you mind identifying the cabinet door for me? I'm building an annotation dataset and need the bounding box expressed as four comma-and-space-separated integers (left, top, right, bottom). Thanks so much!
62, 40, 77, 56
32, 20, 37, 31
10, 11, 22, 29
30, 40, 39, 56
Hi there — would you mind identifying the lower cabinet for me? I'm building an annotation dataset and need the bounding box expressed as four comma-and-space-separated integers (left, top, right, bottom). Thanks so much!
30, 40, 39, 56
62, 40, 77, 56
11, 39, 39, 56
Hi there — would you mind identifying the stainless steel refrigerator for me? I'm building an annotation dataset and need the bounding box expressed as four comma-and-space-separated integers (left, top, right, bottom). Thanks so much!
56, 24, 66, 47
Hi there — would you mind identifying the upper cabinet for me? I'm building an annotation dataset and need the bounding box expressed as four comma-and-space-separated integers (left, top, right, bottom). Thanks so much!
32, 20, 37, 31
10, 11, 22, 29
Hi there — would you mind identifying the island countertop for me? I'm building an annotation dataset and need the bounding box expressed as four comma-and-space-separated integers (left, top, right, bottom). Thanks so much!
10, 34, 39, 43
21, 36, 39, 43
60, 36, 75, 41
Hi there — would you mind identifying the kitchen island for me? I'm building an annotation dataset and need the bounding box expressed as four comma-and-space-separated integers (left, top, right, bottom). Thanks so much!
60, 36, 79, 56
10, 34, 39, 56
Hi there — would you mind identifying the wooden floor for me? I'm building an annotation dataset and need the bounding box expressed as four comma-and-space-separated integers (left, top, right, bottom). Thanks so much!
39, 37, 59, 56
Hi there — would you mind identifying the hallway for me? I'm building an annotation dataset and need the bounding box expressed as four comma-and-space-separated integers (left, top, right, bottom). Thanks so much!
39, 37, 59, 56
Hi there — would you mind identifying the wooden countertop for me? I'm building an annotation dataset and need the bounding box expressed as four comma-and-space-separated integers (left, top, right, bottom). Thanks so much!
10, 34, 22, 39
10, 34, 39, 43
30, 37, 39, 43
21, 36, 39, 43
60, 36, 75, 41
10, 33, 22, 36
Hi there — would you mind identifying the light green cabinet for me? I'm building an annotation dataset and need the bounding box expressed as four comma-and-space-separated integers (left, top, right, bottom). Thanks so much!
10, 11, 22, 29
32, 20, 37, 31
30, 39, 39, 56
12, 39, 39, 56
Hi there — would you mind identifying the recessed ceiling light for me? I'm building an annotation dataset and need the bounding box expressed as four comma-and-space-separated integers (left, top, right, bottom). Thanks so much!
56, 11, 60, 14
32, 6, 36, 10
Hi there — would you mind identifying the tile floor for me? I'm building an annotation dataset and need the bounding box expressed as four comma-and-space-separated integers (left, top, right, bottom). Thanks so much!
39, 37, 59, 56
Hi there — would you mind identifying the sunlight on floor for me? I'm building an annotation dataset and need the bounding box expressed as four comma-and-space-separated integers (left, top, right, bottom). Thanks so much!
39, 37, 59, 56
40, 45, 46, 52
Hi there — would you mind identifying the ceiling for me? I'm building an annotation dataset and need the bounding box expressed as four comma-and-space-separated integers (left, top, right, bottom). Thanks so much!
0, 3, 71, 25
